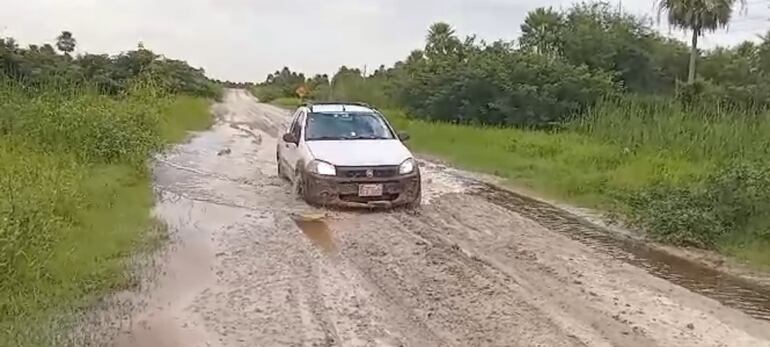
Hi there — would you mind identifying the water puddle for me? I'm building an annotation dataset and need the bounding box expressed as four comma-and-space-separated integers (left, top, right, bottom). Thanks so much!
475, 183, 770, 321
293, 214, 337, 254
113, 194, 220, 347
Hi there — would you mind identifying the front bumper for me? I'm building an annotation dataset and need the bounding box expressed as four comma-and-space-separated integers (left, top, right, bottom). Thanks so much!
302, 170, 421, 208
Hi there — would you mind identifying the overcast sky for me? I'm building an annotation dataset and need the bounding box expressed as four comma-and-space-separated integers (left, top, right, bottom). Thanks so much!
2, 0, 769, 81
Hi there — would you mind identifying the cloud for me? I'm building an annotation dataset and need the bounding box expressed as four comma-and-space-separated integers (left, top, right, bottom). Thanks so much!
1, 0, 768, 81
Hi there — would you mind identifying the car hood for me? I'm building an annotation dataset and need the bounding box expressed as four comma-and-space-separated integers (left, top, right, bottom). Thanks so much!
306, 139, 413, 167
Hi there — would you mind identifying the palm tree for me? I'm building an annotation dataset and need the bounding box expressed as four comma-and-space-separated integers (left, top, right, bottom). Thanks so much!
55, 31, 76, 54
520, 7, 565, 56
41, 44, 56, 55
425, 22, 459, 57
758, 31, 770, 72
657, 0, 744, 83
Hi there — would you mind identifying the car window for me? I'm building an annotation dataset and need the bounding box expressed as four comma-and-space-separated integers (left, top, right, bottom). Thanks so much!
291, 112, 304, 140
289, 109, 301, 128
305, 112, 395, 141
286, 110, 302, 142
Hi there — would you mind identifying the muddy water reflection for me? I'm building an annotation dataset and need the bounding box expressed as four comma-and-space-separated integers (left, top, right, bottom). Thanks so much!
476, 183, 770, 321
293, 216, 337, 254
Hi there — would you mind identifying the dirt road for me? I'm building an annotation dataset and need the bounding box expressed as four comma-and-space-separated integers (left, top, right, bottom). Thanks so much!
111, 89, 770, 346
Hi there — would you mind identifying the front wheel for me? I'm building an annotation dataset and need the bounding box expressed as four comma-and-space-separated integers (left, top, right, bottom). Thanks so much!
293, 169, 312, 203
406, 187, 422, 209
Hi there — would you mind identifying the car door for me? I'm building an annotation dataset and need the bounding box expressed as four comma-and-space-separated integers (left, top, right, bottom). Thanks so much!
278, 109, 300, 170
281, 110, 304, 176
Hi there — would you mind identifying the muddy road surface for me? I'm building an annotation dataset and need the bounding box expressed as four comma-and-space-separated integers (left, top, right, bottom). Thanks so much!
112, 89, 770, 347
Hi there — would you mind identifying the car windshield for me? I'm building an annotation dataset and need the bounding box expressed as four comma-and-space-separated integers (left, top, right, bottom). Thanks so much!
305, 112, 395, 141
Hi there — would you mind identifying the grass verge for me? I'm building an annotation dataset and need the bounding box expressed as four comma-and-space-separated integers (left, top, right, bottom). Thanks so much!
160, 95, 215, 143
0, 82, 212, 346
385, 108, 700, 208
271, 97, 303, 109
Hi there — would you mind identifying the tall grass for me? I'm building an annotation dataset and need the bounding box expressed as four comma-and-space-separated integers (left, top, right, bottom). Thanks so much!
384, 96, 770, 265
574, 96, 770, 163
0, 78, 212, 346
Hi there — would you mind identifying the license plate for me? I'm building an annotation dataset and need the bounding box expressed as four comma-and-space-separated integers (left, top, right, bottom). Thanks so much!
358, 184, 383, 197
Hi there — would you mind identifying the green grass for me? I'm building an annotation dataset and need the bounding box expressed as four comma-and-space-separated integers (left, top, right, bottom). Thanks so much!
383, 98, 770, 266
0, 80, 212, 346
271, 97, 303, 109
723, 241, 770, 270
386, 108, 703, 207
247, 84, 302, 109
160, 95, 215, 143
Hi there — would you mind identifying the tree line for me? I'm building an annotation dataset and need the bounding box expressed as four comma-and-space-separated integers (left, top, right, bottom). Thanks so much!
254, 1, 770, 127
0, 31, 222, 98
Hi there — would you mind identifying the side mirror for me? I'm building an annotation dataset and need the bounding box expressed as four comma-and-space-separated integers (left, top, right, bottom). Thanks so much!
282, 133, 298, 144
398, 131, 410, 141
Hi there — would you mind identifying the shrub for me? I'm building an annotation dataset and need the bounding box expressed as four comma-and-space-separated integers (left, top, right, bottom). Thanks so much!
396, 49, 619, 127
251, 85, 284, 102
0, 80, 164, 167
624, 161, 770, 248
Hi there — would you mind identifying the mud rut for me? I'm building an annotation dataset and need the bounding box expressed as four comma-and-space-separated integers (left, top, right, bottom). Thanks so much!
105, 90, 770, 347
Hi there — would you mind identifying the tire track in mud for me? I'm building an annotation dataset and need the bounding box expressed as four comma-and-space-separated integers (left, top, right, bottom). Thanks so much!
333, 212, 589, 346
475, 183, 770, 322
396, 206, 644, 346
103, 89, 770, 347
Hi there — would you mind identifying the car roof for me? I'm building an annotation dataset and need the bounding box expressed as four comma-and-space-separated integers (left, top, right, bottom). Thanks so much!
304, 102, 376, 114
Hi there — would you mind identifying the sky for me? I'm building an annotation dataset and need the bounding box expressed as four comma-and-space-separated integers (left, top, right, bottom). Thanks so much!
1, 0, 769, 82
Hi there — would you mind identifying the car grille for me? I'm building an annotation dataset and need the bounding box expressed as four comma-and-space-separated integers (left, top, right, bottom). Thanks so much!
340, 194, 399, 203
337, 166, 399, 179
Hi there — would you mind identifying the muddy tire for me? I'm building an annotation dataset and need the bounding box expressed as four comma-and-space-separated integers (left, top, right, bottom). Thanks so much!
293, 169, 303, 195
294, 169, 312, 203
407, 187, 422, 209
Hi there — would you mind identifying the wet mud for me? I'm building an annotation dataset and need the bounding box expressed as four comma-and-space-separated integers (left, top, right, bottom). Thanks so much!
98, 89, 770, 347
474, 183, 770, 322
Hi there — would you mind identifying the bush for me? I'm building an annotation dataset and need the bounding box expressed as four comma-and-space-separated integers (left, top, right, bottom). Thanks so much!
251, 85, 284, 102
396, 48, 619, 127
323, 67, 393, 107
1, 37, 221, 99
624, 161, 770, 248
0, 80, 164, 166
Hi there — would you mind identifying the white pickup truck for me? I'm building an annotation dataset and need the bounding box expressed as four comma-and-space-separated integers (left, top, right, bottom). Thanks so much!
276, 102, 421, 208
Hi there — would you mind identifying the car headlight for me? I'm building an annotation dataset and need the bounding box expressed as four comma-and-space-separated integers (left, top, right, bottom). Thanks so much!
307, 160, 336, 176
399, 158, 416, 175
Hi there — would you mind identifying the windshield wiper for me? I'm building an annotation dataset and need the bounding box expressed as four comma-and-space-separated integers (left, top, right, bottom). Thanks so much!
308, 136, 346, 141
348, 135, 391, 140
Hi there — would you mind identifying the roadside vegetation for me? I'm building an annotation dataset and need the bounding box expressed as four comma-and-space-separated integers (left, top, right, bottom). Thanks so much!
270, 96, 305, 109
0, 32, 218, 345
253, 1, 770, 266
